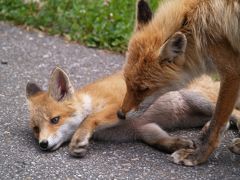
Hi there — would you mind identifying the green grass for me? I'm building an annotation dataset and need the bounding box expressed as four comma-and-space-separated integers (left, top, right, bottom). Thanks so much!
0, 0, 159, 52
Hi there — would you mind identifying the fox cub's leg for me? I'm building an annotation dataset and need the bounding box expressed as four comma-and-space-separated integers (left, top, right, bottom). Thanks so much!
69, 105, 119, 157
134, 91, 212, 153
138, 123, 194, 153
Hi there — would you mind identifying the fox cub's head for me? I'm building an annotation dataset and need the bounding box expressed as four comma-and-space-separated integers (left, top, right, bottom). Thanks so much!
119, 0, 187, 118
26, 67, 90, 151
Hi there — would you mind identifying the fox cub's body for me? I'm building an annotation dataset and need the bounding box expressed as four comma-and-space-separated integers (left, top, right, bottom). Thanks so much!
120, 0, 240, 165
26, 68, 240, 157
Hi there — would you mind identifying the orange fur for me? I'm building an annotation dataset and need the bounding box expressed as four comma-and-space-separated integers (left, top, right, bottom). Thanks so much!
121, 0, 240, 166
27, 67, 240, 157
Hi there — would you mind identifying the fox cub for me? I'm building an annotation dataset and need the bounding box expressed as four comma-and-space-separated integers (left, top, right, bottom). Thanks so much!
26, 67, 240, 157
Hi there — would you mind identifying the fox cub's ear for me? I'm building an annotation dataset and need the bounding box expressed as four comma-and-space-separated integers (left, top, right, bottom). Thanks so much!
26, 83, 42, 98
159, 32, 187, 65
48, 67, 74, 101
136, 0, 153, 31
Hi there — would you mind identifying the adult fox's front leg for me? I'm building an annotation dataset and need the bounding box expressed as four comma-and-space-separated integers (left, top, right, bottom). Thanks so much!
172, 48, 240, 166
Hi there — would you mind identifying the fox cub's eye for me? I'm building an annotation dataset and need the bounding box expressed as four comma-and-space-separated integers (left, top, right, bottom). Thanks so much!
50, 116, 60, 124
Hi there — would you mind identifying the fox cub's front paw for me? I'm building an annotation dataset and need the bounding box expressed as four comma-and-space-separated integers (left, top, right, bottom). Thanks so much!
69, 136, 89, 157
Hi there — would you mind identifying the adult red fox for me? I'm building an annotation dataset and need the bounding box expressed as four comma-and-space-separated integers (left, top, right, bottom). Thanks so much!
119, 0, 240, 165
26, 68, 240, 157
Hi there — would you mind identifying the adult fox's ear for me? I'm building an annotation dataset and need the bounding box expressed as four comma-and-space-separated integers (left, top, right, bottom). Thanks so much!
26, 83, 42, 99
159, 32, 187, 65
48, 67, 74, 101
135, 0, 153, 31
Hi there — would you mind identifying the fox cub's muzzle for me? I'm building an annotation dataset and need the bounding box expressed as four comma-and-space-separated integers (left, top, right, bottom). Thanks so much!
39, 140, 48, 150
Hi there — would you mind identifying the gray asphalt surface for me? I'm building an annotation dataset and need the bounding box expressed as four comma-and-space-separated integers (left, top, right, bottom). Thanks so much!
0, 22, 240, 180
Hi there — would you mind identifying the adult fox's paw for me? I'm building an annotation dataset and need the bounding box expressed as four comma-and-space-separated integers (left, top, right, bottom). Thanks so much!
171, 149, 198, 166
171, 145, 211, 166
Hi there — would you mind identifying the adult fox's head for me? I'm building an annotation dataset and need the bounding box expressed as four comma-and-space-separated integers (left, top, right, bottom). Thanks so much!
26, 67, 91, 151
118, 0, 187, 118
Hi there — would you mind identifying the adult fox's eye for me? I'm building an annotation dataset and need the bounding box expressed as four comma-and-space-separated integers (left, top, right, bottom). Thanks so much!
33, 126, 40, 134
50, 116, 60, 124
138, 86, 149, 92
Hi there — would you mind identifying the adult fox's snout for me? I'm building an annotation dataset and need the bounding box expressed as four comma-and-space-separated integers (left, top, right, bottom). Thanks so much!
119, 91, 141, 119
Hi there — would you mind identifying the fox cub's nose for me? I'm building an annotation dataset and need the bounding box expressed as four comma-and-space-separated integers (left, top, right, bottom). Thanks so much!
39, 140, 48, 150
117, 110, 126, 120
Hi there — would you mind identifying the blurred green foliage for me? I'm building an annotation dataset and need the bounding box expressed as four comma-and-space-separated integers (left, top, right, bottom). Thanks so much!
0, 0, 160, 52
